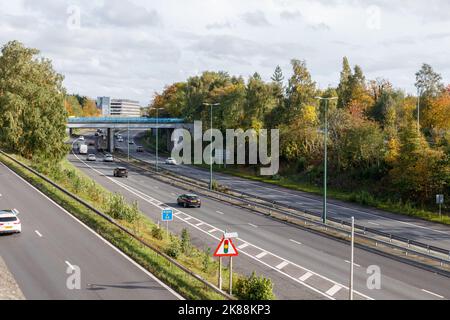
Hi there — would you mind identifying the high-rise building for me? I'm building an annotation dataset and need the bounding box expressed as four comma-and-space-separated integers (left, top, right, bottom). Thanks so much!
96, 97, 141, 117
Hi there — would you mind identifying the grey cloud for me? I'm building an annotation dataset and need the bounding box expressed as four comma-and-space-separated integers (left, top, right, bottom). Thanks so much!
242, 11, 271, 27
280, 10, 302, 20
206, 21, 233, 30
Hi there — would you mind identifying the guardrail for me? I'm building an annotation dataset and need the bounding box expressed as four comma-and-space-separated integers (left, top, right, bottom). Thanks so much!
0, 150, 234, 300
68, 117, 185, 124
114, 149, 450, 271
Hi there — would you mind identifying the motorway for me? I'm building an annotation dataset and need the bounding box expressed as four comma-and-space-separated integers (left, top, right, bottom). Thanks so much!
67, 133, 450, 300
0, 160, 181, 300
119, 131, 450, 251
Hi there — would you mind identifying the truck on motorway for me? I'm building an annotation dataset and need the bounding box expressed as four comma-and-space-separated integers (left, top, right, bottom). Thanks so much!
79, 144, 88, 155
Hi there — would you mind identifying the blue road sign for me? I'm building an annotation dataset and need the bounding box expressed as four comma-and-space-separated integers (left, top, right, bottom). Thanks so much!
162, 209, 173, 222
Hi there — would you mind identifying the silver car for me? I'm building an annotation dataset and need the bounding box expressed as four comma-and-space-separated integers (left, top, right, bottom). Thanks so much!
86, 154, 96, 161
104, 154, 114, 162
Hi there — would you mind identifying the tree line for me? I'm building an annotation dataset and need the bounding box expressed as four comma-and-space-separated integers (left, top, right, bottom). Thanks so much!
0, 41, 68, 163
150, 58, 450, 207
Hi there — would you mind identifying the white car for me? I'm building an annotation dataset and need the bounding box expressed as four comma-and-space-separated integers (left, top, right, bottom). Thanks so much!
165, 157, 177, 165
0, 209, 21, 234
86, 154, 97, 161
117, 138, 124, 142
79, 136, 85, 141
104, 154, 114, 162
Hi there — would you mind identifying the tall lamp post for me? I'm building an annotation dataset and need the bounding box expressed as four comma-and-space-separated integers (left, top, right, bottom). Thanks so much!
154, 107, 164, 172
127, 118, 130, 161
203, 102, 220, 190
315, 96, 338, 224
416, 87, 422, 132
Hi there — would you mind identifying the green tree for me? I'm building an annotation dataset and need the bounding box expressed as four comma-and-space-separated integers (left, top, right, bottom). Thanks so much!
0, 40, 68, 163
235, 272, 276, 300
337, 57, 353, 108
284, 59, 316, 124
415, 63, 444, 98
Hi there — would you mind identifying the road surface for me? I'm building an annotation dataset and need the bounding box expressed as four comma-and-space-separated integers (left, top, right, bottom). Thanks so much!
0, 160, 181, 300
68, 135, 450, 300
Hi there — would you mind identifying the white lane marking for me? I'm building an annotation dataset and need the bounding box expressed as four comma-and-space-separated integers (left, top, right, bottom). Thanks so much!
368, 222, 380, 226
35, 230, 43, 238
326, 284, 343, 297
208, 228, 218, 233
65, 260, 75, 271
276, 261, 289, 270
256, 252, 268, 259
216, 211, 225, 215
195, 222, 204, 227
238, 243, 249, 249
73, 156, 373, 300
289, 239, 302, 245
3, 160, 183, 300
421, 289, 444, 299
184, 217, 192, 221
299, 272, 313, 282
345, 260, 361, 268
248, 223, 258, 228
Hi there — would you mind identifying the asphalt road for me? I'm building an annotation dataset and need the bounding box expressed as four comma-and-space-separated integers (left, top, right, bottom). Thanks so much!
119, 131, 450, 251
69, 134, 450, 300
0, 160, 181, 300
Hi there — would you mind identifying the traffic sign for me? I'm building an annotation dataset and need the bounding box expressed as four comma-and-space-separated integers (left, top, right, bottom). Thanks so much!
224, 232, 239, 239
214, 237, 239, 257
436, 194, 444, 205
161, 209, 173, 221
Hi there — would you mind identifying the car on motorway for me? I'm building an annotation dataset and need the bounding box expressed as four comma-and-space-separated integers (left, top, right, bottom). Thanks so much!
79, 144, 88, 155
104, 154, 114, 162
117, 137, 124, 142
95, 132, 99, 137
0, 209, 21, 234
177, 194, 201, 208
113, 167, 128, 178
165, 157, 177, 165
128, 140, 135, 145
88, 141, 95, 146
79, 136, 85, 141
136, 146, 144, 152
86, 154, 97, 161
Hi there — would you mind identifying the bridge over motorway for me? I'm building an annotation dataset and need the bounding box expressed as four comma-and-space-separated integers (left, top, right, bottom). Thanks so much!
67, 117, 193, 152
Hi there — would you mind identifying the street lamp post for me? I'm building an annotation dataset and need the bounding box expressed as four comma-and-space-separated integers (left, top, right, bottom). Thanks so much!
203, 102, 220, 190
127, 118, 130, 161
417, 87, 422, 132
315, 96, 338, 224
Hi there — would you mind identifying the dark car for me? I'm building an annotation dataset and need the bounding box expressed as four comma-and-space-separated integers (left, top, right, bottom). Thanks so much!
113, 167, 128, 178
136, 146, 144, 152
177, 194, 201, 208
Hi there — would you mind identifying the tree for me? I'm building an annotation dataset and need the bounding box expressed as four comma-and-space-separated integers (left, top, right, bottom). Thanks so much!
82, 98, 100, 117
415, 63, 444, 98
284, 59, 316, 123
337, 57, 353, 108
421, 86, 450, 136
271, 65, 284, 84
0, 40, 68, 162
235, 272, 276, 300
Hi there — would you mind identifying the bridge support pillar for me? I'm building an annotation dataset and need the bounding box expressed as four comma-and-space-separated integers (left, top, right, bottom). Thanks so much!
166, 128, 174, 152
107, 128, 114, 153
69, 128, 73, 136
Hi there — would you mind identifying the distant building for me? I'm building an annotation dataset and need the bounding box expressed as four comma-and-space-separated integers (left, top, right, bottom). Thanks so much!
96, 97, 141, 117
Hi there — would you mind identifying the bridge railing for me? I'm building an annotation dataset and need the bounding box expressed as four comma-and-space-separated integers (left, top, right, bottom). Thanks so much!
68, 117, 185, 124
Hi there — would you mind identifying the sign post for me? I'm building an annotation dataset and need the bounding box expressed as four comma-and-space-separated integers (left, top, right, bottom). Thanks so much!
161, 209, 173, 237
214, 234, 239, 294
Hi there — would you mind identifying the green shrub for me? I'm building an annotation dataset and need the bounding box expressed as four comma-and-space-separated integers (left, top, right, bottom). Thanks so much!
166, 237, 181, 258
107, 194, 140, 223
181, 228, 191, 255
151, 225, 164, 240
202, 247, 212, 273
235, 272, 275, 300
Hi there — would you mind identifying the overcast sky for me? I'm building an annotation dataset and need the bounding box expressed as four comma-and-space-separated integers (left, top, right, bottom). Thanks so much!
1, 0, 449, 105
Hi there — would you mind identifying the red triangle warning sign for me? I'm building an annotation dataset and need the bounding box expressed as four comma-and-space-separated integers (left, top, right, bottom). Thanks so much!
213, 237, 239, 257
